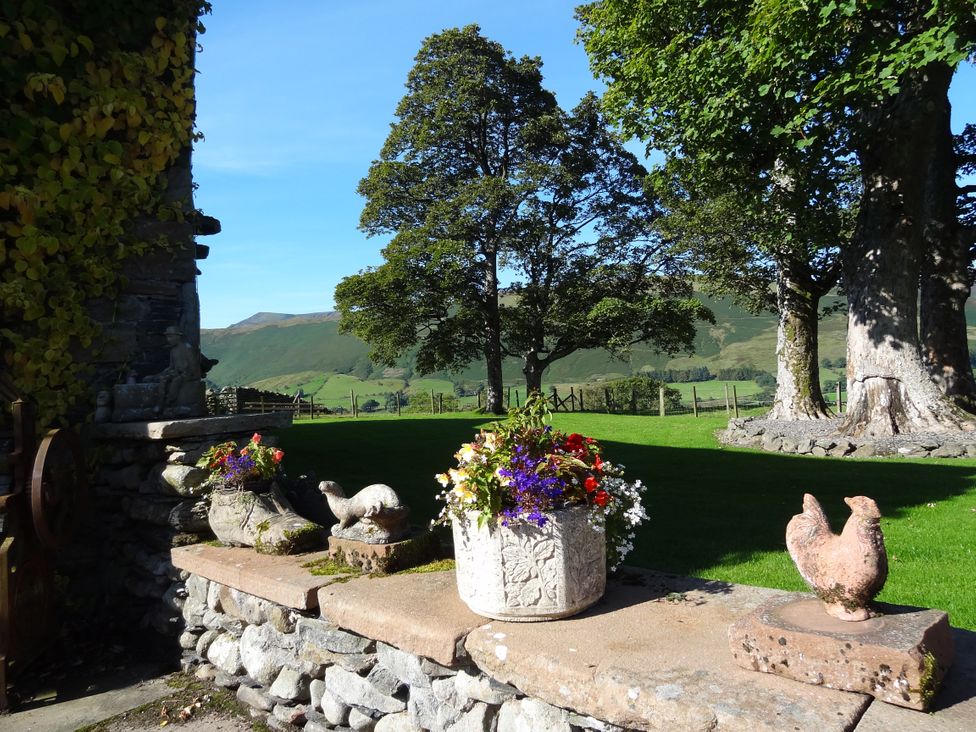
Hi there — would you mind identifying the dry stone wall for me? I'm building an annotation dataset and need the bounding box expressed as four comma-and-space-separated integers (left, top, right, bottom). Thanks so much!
75, 414, 290, 639
173, 572, 622, 732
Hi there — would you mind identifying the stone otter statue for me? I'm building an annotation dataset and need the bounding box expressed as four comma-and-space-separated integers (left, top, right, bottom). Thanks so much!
318, 480, 410, 544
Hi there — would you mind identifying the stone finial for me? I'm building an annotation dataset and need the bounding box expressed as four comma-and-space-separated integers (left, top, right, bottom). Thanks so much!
785, 493, 888, 621
318, 481, 410, 544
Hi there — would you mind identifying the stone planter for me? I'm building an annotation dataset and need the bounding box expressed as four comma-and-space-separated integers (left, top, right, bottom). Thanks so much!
452, 505, 606, 622
208, 483, 326, 555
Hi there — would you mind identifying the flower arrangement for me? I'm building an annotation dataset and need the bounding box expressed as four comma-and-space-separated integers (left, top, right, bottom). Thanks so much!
197, 433, 284, 488
434, 395, 647, 570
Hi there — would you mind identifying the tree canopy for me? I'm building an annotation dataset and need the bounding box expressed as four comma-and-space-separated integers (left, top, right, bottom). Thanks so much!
580, 0, 976, 435
337, 25, 710, 408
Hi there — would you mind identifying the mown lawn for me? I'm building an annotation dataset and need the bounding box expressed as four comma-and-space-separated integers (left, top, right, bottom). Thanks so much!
277, 412, 976, 630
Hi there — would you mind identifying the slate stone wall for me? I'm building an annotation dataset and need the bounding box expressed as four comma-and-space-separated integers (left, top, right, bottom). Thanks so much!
173, 573, 623, 732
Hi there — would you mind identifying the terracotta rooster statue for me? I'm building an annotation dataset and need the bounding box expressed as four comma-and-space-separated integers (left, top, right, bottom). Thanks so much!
785, 494, 888, 621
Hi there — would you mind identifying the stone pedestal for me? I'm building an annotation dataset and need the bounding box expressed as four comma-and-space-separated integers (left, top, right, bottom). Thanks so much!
729, 593, 954, 710
327, 531, 440, 574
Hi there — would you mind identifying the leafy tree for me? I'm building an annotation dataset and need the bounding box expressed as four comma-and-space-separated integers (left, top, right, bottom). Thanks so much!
579, 0, 976, 437
338, 27, 710, 407
652, 150, 854, 420
500, 93, 711, 393
336, 26, 558, 413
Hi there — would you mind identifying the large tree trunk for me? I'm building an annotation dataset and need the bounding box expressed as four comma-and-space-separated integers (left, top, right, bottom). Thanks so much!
767, 267, 831, 419
482, 249, 505, 414
522, 354, 545, 395
919, 89, 976, 413
841, 65, 974, 437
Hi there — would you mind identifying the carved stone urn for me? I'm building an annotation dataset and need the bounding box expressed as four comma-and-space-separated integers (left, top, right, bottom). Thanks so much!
452, 506, 606, 622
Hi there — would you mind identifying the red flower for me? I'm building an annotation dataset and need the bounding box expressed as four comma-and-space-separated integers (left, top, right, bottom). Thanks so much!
251, 433, 262, 444
584, 476, 599, 493
593, 455, 603, 473
594, 490, 610, 507
240, 447, 248, 456
567, 433, 583, 444
273, 449, 284, 464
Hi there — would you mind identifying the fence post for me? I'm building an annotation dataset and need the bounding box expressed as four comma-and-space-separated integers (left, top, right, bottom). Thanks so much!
578, 388, 584, 412
477, 391, 482, 411
506, 387, 511, 409
350, 389, 355, 416
430, 389, 436, 415
551, 386, 559, 410
836, 382, 842, 414
724, 384, 731, 415
260, 395, 265, 414
438, 393, 444, 413
604, 388, 612, 414
692, 385, 699, 418
354, 394, 359, 418
732, 384, 739, 418
514, 390, 520, 408
569, 386, 576, 412
310, 396, 315, 418
396, 391, 401, 416
658, 387, 665, 417
632, 386, 638, 415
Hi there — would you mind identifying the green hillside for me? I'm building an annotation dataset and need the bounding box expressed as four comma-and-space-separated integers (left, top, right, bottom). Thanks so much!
200, 292, 976, 395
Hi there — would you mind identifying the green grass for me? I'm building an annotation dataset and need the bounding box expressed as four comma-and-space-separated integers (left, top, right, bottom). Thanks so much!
666, 380, 761, 400
278, 412, 976, 630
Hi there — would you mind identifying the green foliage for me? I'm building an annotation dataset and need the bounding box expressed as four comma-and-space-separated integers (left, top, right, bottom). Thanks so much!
581, 376, 681, 414
0, 1, 210, 423
338, 25, 710, 401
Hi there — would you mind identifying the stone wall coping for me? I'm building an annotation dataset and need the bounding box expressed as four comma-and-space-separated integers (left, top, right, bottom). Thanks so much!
171, 544, 347, 610
89, 411, 292, 440
173, 547, 976, 730
317, 569, 486, 667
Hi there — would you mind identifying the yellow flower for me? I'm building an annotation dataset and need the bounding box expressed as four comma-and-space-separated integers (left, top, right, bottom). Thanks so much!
482, 431, 500, 453
455, 443, 477, 463
448, 468, 476, 502
435, 472, 450, 487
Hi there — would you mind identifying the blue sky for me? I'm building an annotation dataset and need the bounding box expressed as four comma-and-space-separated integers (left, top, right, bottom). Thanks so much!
192, 1, 976, 329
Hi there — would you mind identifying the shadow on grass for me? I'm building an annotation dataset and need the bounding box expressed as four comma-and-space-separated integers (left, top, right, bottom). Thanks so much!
601, 438, 976, 577
279, 418, 976, 578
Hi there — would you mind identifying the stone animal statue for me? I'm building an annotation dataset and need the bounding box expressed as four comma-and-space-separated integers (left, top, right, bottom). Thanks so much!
785, 493, 888, 621
318, 480, 411, 544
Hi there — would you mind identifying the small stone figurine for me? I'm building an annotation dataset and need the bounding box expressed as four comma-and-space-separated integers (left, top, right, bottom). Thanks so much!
785, 493, 888, 621
318, 480, 411, 544
144, 325, 203, 415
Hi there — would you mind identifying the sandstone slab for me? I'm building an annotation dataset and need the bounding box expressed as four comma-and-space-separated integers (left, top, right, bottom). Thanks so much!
850, 626, 976, 730
464, 570, 871, 732
172, 544, 344, 609
318, 570, 485, 666
729, 594, 954, 710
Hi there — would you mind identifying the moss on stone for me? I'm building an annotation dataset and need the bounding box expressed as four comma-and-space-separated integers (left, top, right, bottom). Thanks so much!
917, 651, 940, 706
396, 558, 455, 574
302, 554, 363, 577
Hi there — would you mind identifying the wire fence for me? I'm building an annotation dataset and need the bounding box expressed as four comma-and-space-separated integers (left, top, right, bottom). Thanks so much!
225, 382, 848, 419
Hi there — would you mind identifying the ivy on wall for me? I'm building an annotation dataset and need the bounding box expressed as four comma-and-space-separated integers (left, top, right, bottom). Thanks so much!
0, 0, 211, 424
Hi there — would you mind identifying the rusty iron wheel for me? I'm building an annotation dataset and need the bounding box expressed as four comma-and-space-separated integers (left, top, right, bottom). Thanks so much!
30, 428, 86, 551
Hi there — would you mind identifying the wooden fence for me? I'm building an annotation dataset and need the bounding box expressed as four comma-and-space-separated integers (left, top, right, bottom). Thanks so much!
231, 382, 846, 419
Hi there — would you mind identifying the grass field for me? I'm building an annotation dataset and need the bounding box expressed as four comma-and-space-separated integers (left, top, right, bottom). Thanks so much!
277, 412, 976, 630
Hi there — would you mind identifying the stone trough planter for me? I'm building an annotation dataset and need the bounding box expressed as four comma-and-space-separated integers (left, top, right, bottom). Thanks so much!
451, 505, 606, 622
